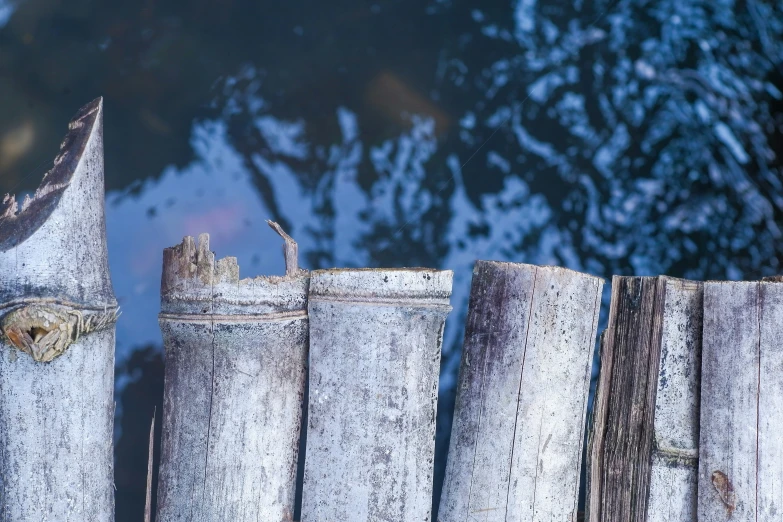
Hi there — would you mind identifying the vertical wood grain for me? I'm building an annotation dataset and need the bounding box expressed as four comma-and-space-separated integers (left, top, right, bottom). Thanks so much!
588, 276, 703, 522
439, 261, 603, 521
0, 98, 116, 521
156, 233, 308, 522
697, 282, 758, 522
301, 268, 453, 522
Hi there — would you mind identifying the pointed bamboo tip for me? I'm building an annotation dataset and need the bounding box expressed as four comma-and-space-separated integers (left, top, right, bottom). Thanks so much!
68, 97, 103, 131
0, 98, 104, 251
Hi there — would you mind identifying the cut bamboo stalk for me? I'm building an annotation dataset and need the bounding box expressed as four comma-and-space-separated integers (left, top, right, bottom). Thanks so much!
587, 276, 703, 522
697, 280, 783, 521
646, 278, 703, 522
300, 268, 453, 522
438, 261, 603, 521
156, 224, 308, 522
0, 98, 118, 521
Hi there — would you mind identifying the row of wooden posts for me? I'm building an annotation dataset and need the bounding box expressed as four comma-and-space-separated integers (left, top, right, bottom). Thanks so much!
0, 99, 773, 521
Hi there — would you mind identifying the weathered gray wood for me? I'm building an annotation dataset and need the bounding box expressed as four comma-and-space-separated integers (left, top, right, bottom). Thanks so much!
156, 229, 308, 522
698, 281, 758, 521
646, 278, 702, 522
0, 98, 117, 521
758, 281, 783, 519
438, 261, 603, 522
587, 276, 703, 522
301, 268, 453, 522
586, 331, 612, 522
698, 281, 783, 521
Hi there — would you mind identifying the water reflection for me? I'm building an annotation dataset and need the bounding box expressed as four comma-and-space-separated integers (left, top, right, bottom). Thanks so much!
1, 0, 782, 519
106, 120, 287, 356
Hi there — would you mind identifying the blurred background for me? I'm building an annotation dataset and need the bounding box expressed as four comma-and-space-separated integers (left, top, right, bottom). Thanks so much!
0, 0, 781, 519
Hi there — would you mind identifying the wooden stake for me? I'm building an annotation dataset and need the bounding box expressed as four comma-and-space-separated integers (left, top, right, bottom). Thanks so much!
438, 261, 603, 521
697, 280, 783, 521
0, 98, 118, 520
587, 276, 703, 522
156, 226, 309, 521
300, 268, 453, 522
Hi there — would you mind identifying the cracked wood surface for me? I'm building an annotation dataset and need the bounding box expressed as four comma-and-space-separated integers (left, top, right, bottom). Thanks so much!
300, 268, 453, 522
587, 276, 703, 522
697, 281, 783, 521
646, 278, 703, 522
156, 231, 308, 522
0, 98, 116, 521
438, 261, 603, 522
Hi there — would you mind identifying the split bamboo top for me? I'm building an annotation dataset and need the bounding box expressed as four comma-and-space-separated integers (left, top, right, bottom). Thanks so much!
160, 233, 309, 317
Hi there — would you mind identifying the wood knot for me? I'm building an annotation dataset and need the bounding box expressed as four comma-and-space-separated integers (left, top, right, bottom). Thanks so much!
711, 470, 736, 515
1, 304, 119, 362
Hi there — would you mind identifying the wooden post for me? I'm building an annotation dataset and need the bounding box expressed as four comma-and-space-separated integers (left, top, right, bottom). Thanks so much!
438, 261, 603, 521
697, 280, 783, 521
301, 268, 453, 522
587, 276, 703, 522
156, 224, 308, 521
0, 98, 118, 520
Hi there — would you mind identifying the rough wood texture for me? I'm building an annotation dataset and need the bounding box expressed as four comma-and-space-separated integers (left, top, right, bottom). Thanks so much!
301, 268, 453, 522
758, 282, 783, 519
646, 278, 702, 522
438, 261, 603, 522
587, 276, 703, 522
156, 230, 308, 522
0, 98, 117, 521
697, 281, 783, 521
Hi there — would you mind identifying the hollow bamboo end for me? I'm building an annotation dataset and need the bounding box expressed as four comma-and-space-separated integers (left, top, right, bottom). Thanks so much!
309, 267, 453, 308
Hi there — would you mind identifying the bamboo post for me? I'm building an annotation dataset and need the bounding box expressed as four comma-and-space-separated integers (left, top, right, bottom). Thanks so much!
156, 224, 308, 521
697, 280, 783, 521
300, 268, 453, 522
587, 276, 703, 522
438, 261, 603, 521
0, 98, 118, 520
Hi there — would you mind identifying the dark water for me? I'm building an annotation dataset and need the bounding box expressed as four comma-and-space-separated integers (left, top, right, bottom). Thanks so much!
1, 0, 782, 519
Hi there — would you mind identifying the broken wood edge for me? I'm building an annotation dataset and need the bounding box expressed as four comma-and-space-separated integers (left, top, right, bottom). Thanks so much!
266, 220, 300, 276
160, 232, 309, 316
0, 98, 118, 363
588, 276, 667, 521
0, 97, 116, 519
0, 98, 103, 250
157, 231, 309, 521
